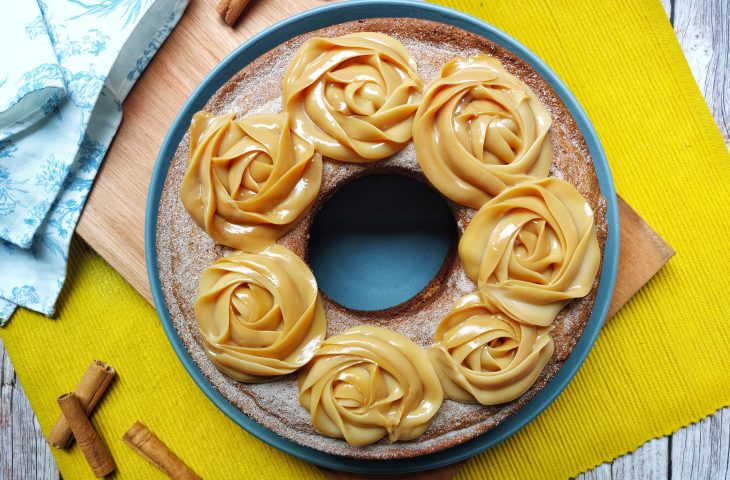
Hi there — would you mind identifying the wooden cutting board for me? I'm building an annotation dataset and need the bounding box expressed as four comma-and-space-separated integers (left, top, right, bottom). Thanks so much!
74, 1, 673, 477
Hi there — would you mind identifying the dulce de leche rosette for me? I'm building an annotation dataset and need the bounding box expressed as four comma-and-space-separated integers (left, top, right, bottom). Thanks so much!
413, 55, 552, 209
427, 293, 554, 405
180, 112, 322, 252
282, 32, 422, 162
459, 177, 600, 326
298, 325, 443, 446
195, 245, 326, 382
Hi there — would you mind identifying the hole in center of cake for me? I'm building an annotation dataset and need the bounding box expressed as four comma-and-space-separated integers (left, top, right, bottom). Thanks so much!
308, 174, 457, 311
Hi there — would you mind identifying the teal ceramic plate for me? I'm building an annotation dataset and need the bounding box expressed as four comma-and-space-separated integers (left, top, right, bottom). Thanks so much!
146, 1, 619, 474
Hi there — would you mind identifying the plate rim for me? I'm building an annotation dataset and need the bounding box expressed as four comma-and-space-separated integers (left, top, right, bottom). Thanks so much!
144, 0, 620, 474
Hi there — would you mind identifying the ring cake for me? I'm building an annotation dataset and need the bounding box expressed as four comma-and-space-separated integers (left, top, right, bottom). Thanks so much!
156, 18, 608, 459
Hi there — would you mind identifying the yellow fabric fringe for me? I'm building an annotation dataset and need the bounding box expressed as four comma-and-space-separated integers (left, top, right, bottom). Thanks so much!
3, 0, 729, 478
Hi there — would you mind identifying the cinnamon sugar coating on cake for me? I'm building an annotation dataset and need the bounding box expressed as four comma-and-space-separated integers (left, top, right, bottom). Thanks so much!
156, 18, 608, 459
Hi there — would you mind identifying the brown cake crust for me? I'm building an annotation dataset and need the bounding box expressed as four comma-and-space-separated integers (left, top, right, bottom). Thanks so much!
155, 18, 608, 459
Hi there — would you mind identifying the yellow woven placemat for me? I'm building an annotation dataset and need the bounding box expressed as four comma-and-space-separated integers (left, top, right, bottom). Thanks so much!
3, 0, 730, 478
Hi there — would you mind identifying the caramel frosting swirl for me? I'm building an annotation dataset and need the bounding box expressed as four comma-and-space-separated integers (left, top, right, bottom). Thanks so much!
283, 32, 422, 162
459, 178, 600, 326
180, 112, 322, 252
195, 245, 327, 382
298, 325, 443, 445
427, 293, 554, 405
414, 55, 552, 209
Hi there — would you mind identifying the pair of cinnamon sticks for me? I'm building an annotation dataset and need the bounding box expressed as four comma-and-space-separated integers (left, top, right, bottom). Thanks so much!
49, 360, 117, 477
48, 360, 200, 479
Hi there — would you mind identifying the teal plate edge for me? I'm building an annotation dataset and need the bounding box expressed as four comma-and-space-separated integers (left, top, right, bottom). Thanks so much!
145, 1, 620, 474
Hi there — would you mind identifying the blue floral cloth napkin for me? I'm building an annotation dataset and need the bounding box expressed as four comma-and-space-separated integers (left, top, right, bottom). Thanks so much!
0, 0, 188, 324
0, 1, 66, 140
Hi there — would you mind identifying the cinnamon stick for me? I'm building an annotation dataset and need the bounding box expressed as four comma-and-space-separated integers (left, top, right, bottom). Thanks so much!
48, 360, 116, 449
123, 421, 201, 480
57, 393, 116, 477
215, 0, 251, 26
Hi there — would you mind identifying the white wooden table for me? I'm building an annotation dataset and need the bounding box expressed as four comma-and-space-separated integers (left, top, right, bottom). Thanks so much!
1, 0, 728, 477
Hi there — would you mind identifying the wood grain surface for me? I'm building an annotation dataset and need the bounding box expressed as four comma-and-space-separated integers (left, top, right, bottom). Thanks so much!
673, 0, 729, 148
2, 0, 728, 478
0, 347, 58, 480
607, 198, 674, 318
